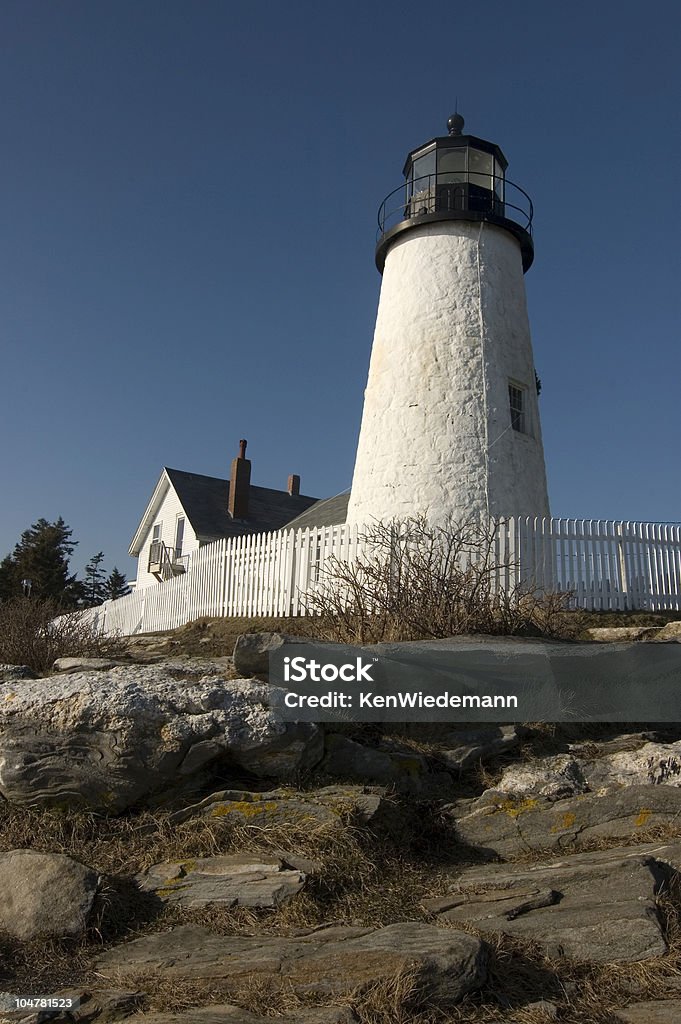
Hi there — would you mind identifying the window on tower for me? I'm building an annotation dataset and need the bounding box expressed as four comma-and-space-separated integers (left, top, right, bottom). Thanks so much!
509, 383, 526, 433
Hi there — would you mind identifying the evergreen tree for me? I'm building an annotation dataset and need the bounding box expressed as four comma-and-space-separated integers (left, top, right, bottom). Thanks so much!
0, 518, 81, 607
0, 554, 19, 602
83, 551, 107, 607
103, 567, 130, 601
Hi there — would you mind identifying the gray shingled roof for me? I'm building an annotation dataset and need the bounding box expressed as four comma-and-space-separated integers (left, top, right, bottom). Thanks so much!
284, 491, 350, 531
165, 468, 319, 541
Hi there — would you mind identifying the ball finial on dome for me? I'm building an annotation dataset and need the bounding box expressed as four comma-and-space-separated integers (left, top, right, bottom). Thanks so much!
447, 112, 465, 136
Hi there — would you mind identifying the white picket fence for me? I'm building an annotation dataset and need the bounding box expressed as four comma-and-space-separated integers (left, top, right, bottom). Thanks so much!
88, 518, 681, 636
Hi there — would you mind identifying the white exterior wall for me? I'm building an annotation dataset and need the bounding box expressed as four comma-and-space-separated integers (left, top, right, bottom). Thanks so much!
134, 483, 200, 590
347, 220, 550, 525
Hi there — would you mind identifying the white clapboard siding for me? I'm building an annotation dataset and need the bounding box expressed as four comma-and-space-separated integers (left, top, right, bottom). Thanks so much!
87, 518, 681, 636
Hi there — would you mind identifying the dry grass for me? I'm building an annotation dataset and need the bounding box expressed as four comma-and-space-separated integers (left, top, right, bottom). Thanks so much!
575, 608, 681, 637
0, 803, 236, 876
0, 596, 125, 674
105, 964, 432, 1023
353, 966, 433, 1024
167, 614, 317, 657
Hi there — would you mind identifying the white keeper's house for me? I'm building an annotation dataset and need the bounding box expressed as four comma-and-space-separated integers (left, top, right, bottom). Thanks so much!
128, 440, 321, 590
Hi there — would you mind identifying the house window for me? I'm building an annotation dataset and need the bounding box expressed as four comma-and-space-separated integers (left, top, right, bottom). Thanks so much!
149, 523, 163, 570
509, 383, 526, 433
175, 517, 185, 559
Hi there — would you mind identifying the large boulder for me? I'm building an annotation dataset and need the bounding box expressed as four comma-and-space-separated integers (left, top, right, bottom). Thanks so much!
0, 665, 323, 812
0, 850, 98, 941
97, 922, 487, 1007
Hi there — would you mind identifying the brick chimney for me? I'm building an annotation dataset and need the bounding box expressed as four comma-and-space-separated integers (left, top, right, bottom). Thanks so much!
229, 439, 251, 519
287, 473, 300, 496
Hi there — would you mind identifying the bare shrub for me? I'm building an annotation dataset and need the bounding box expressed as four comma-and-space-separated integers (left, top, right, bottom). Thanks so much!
0, 597, 123, 674
302, 516, 576, 644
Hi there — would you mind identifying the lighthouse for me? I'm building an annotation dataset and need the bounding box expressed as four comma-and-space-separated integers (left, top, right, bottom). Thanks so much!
346, 114, 550, 527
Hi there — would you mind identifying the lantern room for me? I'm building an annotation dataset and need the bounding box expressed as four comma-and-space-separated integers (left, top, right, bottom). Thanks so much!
376, 113, 534, 273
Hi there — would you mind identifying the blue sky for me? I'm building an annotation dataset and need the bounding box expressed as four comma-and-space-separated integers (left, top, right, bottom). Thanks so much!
1, 0, 679, 583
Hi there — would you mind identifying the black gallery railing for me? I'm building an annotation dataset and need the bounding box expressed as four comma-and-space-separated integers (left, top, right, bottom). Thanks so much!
377, 172, 534, 241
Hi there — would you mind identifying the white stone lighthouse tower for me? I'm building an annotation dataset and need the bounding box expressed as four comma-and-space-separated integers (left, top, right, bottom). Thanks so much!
347, 114, 550, 525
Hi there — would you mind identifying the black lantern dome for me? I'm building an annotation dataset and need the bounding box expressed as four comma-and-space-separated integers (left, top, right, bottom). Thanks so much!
376, 114, 534, 273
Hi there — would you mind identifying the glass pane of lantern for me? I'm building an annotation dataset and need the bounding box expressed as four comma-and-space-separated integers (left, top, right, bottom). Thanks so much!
494, 159, 505, 199
411, 148, 436, 212
437, 147, 466, 184
468, 148, 494, 190
412, 148, 436, 189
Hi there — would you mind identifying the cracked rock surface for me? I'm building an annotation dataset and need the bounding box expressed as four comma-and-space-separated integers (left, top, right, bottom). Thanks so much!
447, 785, 681, 859
96, 922, 487, 1006
424, 845, 677, 962
136, 853, 306, 908
169, 784, 388, 826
